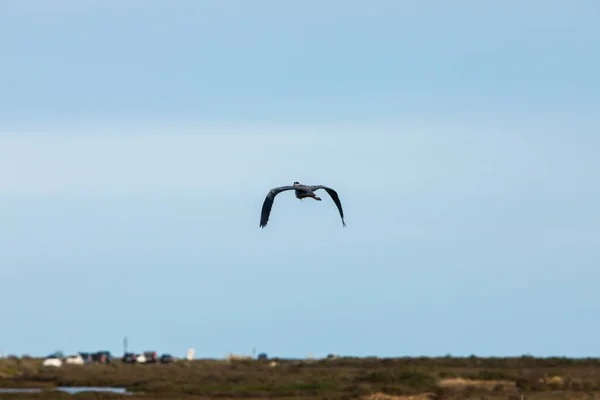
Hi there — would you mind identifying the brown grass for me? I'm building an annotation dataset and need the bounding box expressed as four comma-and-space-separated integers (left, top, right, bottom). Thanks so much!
438, 377, 514, 390
364, 391, 436, 400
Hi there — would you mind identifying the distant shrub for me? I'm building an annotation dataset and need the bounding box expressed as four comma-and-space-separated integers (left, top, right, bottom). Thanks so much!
438, 371, 457, 379
566, 377, 583, 391
582, 379, 597, 391
473, 370, 517, 381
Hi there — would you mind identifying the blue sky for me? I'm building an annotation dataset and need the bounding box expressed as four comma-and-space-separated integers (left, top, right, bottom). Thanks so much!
0, 0, 599, 359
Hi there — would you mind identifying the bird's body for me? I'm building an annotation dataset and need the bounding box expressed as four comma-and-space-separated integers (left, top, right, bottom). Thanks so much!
292, 183, 322, 201
260, 182, 346, 228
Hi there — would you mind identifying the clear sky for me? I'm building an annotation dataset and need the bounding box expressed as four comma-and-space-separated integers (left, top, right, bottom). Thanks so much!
1, 0, 599, 359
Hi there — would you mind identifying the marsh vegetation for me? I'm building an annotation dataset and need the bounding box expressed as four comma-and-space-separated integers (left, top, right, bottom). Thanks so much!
2, 355, 600, 399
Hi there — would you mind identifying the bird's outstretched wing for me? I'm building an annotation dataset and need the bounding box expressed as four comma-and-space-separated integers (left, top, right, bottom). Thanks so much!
310, 185, 346, 227
260, 186, 295, 228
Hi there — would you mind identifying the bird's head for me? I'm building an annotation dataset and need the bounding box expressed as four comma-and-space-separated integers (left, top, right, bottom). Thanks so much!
293, 181, 299, 186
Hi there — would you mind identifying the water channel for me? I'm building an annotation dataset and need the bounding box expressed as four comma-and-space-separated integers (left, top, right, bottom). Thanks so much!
0, 386, 133, 395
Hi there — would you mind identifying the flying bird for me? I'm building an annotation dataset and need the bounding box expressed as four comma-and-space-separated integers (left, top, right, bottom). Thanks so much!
260, 182, 346, 228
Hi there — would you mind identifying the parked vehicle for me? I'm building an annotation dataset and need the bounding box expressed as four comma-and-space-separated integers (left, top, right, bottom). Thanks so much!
42, 354, 62, 368
121, 353, 137, 364
142, 351, 158, 364
39, 348, 186, 366
78, 352, 93, 364
64, 354, 84, 365
92, 351, 112, 364
159, 353, 174, 364
122, 352, 137, 363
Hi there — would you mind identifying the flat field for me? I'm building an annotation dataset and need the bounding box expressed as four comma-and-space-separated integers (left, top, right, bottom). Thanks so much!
2, 356, 600, 399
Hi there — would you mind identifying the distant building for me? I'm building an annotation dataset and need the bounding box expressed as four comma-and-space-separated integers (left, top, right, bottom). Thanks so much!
186, 348, 195, 361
